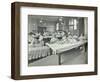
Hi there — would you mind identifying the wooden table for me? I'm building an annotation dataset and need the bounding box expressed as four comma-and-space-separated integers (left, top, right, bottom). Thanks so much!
46, 40, 87, 65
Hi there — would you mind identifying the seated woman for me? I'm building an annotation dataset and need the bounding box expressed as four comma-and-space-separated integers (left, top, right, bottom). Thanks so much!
29, 37, 38, 47
38, 34, 44, 46
56, 31, 62, 40
43, 31, 49, 37
79, 34, 86, 41
60, 31, 65, 36
67, 34, 73, 39
28, 32, 43, 47
62, 35, 67, 42
73, 35, 79, 41
28, 32, 35, 44
67, 34, 77, 43
50, 34, 57, 43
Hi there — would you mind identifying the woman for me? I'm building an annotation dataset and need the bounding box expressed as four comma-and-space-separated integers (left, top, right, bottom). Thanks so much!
50, 34, 57, 43
28, 32, 37, 46
38, 34, 44, 46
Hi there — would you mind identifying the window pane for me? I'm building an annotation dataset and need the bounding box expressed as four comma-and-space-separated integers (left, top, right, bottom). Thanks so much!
74, 25, 77, 30
69, 19, 73, 25
74, 19, 77, 30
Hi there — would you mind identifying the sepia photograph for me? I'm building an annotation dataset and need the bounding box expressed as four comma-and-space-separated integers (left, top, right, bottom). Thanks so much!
28, 15, 88, 66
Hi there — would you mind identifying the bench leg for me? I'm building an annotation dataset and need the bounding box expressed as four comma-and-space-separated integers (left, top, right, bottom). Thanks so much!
58, 54, 61, 65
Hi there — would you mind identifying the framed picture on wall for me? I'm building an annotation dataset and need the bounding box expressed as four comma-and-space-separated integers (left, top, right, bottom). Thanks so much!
11, 2, 98, 80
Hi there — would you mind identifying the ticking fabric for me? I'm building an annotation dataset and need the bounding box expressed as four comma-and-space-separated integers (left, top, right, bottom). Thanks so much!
28, 46, 50, 60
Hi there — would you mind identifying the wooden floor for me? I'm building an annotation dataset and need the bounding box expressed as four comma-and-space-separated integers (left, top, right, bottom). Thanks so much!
28, 48, 87, 66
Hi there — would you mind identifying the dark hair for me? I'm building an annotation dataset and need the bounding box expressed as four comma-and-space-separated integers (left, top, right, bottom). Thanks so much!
28, 32, 33, 35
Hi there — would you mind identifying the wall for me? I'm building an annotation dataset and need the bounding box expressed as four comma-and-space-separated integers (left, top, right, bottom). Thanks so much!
78, 18, 84, 36
0, 0, 100, 82
46, 21, 56, 32
29, 16, 85, 35
28, 16, 56, 33
84, 18, 88, 37
28, 17, 38, 33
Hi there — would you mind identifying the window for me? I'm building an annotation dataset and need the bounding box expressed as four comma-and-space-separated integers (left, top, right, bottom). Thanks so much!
68, 18, 78, 35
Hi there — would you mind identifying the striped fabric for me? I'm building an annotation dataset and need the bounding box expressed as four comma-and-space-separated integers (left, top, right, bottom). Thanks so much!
28, 46, 50, 60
